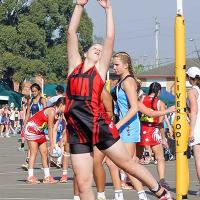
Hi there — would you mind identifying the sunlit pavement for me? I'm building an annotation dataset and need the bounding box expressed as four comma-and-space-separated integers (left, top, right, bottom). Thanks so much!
0, 136, 199, 200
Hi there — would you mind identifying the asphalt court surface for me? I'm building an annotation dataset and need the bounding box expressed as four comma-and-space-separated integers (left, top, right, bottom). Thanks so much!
0, 136, 199, 200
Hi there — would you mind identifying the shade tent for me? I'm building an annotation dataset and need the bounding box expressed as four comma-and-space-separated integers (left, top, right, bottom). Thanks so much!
0, 84, 23, 108
141, 87, 175, 106
43, 83, 66, 97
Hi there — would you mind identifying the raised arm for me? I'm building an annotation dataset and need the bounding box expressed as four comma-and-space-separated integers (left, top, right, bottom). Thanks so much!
97, 0, 115, 81
67, 0, 88, 75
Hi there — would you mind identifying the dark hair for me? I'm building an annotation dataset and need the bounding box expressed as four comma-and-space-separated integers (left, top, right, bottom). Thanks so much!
30, 83, 41, 91
51, 97, 66, 107
188, 75, 200, 89
56, 85, 64, 93
148, 82, 161, 109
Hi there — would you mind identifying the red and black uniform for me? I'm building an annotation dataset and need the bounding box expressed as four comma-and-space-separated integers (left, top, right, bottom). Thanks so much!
65, 63, 119, 153
138, 95, 162, 146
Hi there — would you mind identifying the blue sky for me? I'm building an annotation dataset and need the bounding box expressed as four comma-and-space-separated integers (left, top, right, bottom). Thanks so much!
85, 0, 200, 67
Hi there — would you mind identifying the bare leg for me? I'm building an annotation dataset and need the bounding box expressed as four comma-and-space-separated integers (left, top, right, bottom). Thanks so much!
62, 142, 69, 171
38, 142, 48, 169
105, 157, 121, 190
27, 141, 38, 171
71, 153, 95, 200
102, 139, 165, 196
73, 175, 80, 199
93, 146, 106, 193
123, 143, 145, 192
193, 145, 200, 183
152, 144, 165, 180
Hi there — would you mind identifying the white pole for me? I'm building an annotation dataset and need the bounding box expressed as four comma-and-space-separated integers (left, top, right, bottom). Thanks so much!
177, 0, 183, 15
41, 78, 44, 94
155, 17, 160, 68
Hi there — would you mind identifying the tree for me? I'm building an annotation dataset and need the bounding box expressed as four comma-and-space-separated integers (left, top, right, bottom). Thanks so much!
134, 64, 145, 74
0, 0, 93, 90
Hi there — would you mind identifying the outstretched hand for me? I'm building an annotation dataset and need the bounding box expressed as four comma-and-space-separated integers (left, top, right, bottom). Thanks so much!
76, 0, 88, 6
97, 0, 111, 9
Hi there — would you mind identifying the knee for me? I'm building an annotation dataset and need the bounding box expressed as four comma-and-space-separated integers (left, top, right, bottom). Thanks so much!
76, 174, 93, 193
93, 158, 103, 168
40, 148, 48, 157
155, 155, 165, 163
118, 158, 136, 173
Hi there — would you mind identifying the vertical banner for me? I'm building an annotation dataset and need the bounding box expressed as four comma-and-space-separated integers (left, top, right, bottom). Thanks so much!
174, 1, 189, 199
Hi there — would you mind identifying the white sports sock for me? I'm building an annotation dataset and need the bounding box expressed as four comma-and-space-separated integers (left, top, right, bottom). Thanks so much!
114, 190, 124, 200
138, 190, 148, 200
120, 172, 127, 182
62, 169, 68, 175
43, 168, 50, 178
97, 191, 106, 200
57, 155, 62, 164
74, 196, 80, 200
28, 169, 33, 177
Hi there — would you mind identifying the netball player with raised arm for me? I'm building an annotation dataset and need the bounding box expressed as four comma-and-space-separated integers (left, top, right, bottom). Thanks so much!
66, 0, 172, 199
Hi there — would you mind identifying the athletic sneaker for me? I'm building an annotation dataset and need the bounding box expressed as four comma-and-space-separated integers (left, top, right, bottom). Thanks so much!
195, 190, 200, 196
159, 190, 173, 200
26, 176, 40, 184
60, 174, 68, 183
18, 147, 25, 151
159, 179, 170, 190
21, 163, 28, 171
43, 176, 58, 184
96, 197, 106, 200
121, 180, 133, 190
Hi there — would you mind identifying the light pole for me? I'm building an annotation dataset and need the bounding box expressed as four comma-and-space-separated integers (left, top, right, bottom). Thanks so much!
155, 17, 160, 68
189, 38, 200, 63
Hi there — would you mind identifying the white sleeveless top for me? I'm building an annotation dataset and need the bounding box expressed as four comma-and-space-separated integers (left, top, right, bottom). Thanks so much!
189, 85, 200, 146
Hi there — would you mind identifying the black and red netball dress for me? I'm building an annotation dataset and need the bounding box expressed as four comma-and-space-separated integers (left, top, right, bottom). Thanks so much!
65, 63, 119, 149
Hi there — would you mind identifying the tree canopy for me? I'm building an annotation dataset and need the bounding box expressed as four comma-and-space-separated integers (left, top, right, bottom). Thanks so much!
0, 0, 93, 89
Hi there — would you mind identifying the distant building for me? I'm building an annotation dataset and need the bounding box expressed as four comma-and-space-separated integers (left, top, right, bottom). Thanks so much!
137, 58, 200, 94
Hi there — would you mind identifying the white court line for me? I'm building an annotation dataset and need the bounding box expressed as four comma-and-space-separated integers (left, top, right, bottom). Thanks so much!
0, 171, 26, 175
0, 155, 24, 157
0, 162, 43, 166
0, 198, 73, 200
0, 184, 73, 188
0, 167, 66, 175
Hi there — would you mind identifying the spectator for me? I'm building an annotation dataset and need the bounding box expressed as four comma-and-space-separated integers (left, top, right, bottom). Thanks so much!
186, 66, 200, 195
47, 85, 65, 106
